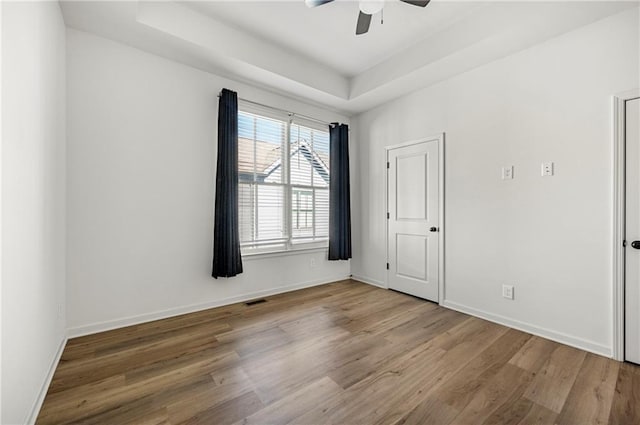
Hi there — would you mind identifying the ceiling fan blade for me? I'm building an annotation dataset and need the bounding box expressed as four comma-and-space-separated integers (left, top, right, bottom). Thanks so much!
305, 0, 335, 7
356, 11, 372, 35
399, 0, 430, 7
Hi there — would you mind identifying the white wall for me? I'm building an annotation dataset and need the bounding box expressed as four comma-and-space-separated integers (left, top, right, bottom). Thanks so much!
1, 2, 67, 424
66, 29, 351, 335
352, 8, 640, 356
1, 2, 4, 422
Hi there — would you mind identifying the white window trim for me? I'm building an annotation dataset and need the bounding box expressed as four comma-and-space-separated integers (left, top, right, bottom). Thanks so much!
241, 244, 329, 260
238, 101, 330, 257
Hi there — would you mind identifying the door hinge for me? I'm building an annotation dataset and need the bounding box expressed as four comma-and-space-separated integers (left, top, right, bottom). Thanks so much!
387, 162, 390, 169
387, 212, 390, 219
624, 240, 627, 247
386, 263, 389, 270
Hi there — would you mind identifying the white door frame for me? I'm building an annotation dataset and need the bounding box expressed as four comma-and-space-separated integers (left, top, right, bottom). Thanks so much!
384, 133, 445, 304
612, 89, 640, 361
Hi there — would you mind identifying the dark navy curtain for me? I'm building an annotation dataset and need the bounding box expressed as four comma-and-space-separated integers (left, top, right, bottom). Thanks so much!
212, 89, 243, 278
328, 124, 352, 261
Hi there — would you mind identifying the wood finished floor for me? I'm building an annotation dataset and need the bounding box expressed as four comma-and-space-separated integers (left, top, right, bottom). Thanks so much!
37, 280, 640, 425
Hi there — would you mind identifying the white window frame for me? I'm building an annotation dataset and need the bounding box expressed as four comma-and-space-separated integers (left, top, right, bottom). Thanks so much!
238, 101, 330, 257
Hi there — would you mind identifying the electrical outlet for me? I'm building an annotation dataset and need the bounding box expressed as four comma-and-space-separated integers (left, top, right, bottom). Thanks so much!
541, 162, 554, 177
502, 285, 514, 300
501, 166, 514, 180
310, 258, 316, 268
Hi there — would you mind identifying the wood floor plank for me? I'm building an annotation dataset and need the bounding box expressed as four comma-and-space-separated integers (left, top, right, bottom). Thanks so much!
555, 353, 619, 425
381, 304, 467, 346
178, 391, 264, 425
517, 402, 559, 425
68, 375, 215, 425
430, 316, 507, 352
481, 397, 558, 425
93, 321, 229, 357
390, 395, 460, 425
508, 335, 558, 372
83, 407, 170, 425
293, 314, 508, 425
327, 308, 467, 390
38, 355, 223, 424
523, 344, 587, 413
355, 301, 437, 338
243, 327, 383, 404
289, 345, 449, 425
165, 367, 256, 424
223, 326, 294, 358
37, 375, 126, 422
436, 328, 532, 412
51, 323, 220, 393
339, 294, 426, 334
608, 362, 640, 425
35, 280, 640, 425
124, 347, 239, 385
369, 320, 511, 425
451, 363, 536, 424
63, 308, 236, 359
277, 306, 351, 341
235, 376, 343, 425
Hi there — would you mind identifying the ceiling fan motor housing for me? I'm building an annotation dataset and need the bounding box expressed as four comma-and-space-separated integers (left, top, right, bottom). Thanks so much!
305, 0, 431, 35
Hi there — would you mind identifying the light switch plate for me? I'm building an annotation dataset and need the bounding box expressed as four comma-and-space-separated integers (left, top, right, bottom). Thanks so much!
502, 285, 514, 300
502, 166, 514, 180
541, 162, 554, 177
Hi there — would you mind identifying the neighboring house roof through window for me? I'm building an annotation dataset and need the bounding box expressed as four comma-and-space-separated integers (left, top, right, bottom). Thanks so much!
238, 137, 329, 184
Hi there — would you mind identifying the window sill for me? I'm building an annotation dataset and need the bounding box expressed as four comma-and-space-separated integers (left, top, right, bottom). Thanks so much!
241, 245, 328, 261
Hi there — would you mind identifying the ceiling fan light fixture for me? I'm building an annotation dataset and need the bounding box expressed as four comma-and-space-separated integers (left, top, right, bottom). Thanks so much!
359, 0, 384, 15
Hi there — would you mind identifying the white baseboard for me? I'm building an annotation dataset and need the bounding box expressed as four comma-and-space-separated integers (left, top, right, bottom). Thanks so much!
351, 274, 387, 289
67, 274, 351, 338
442, 299, 612, 358
26, 334, 68, 425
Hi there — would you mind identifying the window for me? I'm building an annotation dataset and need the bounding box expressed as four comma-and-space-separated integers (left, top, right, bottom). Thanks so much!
292, 190, 313, 230
238, 102, 330, 253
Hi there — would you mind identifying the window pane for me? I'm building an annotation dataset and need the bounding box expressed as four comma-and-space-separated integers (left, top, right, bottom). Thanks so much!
290, 124, 330, 188
238, 145, 255, 183
256, 184, 286, 241
239, 183, 255, 243
315, 189, 329, 238
292, 188, 314, 239
256, 116, 285, 184
238, 113, 254, 139
238, 111, 285, 184
314, 130, 330, 177
290, 124, 312, 186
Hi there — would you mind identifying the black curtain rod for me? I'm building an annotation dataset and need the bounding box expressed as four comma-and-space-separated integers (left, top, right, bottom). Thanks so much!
217, 93, 341, 128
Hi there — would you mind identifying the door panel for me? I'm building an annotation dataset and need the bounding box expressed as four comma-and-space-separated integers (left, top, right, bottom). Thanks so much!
396, 233, 427, 280
396, 155, 427, 219
388, 140, 439, 302
626, 97, 640, 364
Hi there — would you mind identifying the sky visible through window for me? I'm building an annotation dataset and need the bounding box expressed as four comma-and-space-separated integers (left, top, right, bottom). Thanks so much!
239, 113, 282, 145
239, 112, 329, 155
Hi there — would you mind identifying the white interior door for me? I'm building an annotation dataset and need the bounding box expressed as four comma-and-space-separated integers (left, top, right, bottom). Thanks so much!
625, 97, 640, 364
387, 139, 439, 302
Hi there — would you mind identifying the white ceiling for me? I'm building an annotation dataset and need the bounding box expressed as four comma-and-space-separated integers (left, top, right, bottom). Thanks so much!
60, 1, 638, 115
183, 1, 486, 77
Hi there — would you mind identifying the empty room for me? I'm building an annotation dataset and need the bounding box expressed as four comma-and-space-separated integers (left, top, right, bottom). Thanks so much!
2, 0, 640, 424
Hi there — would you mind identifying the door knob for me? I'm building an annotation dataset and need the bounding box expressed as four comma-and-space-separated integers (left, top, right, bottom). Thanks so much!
430, 227, 439, 232
632, 241, 640, 249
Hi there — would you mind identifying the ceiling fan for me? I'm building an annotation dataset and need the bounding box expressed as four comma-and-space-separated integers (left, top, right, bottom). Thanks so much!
305, 0, 431, 35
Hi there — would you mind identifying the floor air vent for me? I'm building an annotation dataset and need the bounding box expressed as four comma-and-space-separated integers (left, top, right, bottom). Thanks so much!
245, 298, 267, 306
